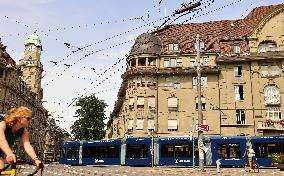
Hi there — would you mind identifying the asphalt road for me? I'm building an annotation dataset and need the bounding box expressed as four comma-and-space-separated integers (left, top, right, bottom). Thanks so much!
16, 163, 284, 176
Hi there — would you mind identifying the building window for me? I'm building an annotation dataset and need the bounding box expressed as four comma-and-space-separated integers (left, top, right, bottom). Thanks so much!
129, 98, 134, 110
271, 65, 280, 76
168, 97, 178, 111
258, 41, 277, 53
147, 120, 155, 131
168, 119, 178, 131
201, 56, 209, 66
266, 107, 282, 121
136, 119, 144, 130
128, 119, 134, 132
164, 58, 179, 67
264, 86, 281, 105
234, 66, 242, 77
260, 65, 269, 77
234, 85, 244, 100
192, 77, 208, 88
195, 96, 206, 110
165, 77, 181, 89
148, 58, 156, 66
137, 97, 144, 109
236, 109, 246, 124
177, 58, 183, 67
148, 97, 156, 110
168, 43, 179, 52
190, 57, 196, 67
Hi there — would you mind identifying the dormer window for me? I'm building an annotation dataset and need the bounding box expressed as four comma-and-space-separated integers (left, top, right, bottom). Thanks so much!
258, 40, 277, 53
168, 43, 179, 52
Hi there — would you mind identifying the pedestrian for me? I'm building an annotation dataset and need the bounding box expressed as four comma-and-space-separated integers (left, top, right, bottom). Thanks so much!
0, 106, 42, 169
243, 146, 255, 170
216, 158, 222, 173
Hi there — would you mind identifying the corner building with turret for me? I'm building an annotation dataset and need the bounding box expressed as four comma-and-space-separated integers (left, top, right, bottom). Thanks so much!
106, 4, 284, 138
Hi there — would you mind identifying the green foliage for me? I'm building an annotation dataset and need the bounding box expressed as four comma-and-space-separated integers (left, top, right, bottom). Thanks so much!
70, 95, 107, 140
272, 153, 284, 164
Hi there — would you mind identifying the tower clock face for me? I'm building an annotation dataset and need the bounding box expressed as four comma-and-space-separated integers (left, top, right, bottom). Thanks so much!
27, 45, 36, 52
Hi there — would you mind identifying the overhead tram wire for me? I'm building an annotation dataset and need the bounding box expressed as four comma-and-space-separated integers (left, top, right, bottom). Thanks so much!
46, 0, 215, 82
66, 0, 247, 107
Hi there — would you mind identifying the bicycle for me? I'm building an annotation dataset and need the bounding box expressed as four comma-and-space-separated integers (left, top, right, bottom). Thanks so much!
0, 160, 44, 176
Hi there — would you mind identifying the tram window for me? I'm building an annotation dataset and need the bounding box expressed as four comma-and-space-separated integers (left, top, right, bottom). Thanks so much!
161, 143, 198, 158
217, 143, 241, 158
254, 142, 284, 158
67, 147, 77, 159
126, 144, 148, 159
82, 145, 119, 158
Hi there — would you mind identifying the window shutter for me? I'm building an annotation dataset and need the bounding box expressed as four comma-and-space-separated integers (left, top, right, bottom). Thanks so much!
201, 97, 206, 103
168, 97, 178, 108
128, 119, 133, 130
136, 119, 144, 130
137, 97, 144, 106
170, 58, 176, 67
201, 77, 208, 87
168, 119, 178, 130
234, 86, 240, 100
148, 97, 155, 108
129, 98, 134, 105
148, 120, 155, 130
164, 59, 169, 67
192, 77, 197, 87
234, 67, 239, 76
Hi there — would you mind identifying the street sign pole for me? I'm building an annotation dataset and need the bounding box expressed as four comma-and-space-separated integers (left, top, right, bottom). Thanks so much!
196, 34, 205, 171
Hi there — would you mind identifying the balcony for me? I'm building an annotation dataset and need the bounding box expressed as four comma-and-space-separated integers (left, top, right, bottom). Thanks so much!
257, 120, 284, 130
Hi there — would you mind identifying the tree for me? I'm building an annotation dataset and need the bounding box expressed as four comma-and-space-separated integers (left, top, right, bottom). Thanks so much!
70, 95, 107, 140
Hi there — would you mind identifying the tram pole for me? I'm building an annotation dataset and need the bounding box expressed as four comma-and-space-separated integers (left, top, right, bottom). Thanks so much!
196, 34, 205, 171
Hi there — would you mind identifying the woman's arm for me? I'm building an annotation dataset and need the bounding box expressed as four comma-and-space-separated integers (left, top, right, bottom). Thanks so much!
20, 129, 41, 166
0, 121, 14, 157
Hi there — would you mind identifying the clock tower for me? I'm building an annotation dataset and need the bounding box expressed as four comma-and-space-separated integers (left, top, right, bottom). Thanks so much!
19, 32, 43, 99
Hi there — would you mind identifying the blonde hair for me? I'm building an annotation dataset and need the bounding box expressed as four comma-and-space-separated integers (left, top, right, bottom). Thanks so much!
5, 106, 32, 127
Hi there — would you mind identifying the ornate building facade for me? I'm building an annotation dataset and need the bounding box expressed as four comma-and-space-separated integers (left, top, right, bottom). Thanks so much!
0, 33, 48, 158
106, 4, 284, 138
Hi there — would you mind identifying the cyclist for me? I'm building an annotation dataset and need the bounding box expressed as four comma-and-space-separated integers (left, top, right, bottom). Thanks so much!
243, 146, 256, 170
0, 106, 42, 169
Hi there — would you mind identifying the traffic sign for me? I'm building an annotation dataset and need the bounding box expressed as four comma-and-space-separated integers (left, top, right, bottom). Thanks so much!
198, 124, 209, 132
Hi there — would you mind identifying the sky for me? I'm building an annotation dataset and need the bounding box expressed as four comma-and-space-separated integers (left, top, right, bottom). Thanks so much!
0, 0, 283, 133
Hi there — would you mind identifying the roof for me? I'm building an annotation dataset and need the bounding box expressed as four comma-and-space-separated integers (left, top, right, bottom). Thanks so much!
155, 4, 284, 53
25, 33, 42, 47
0, 42, 16, 67
130, 33, 162, 56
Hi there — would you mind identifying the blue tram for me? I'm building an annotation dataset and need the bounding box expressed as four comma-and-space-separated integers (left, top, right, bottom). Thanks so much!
60, 139, 121, 165
157, 137, 200, 166
59, 136, 284, 167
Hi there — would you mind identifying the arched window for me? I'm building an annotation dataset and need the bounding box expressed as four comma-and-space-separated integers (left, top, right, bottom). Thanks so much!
258, 40, 277, 53
264, 86, 280, 105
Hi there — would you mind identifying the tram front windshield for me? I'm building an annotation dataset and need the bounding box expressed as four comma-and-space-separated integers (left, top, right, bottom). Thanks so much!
126, 144, 148, 159
66, 147, 77, 159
